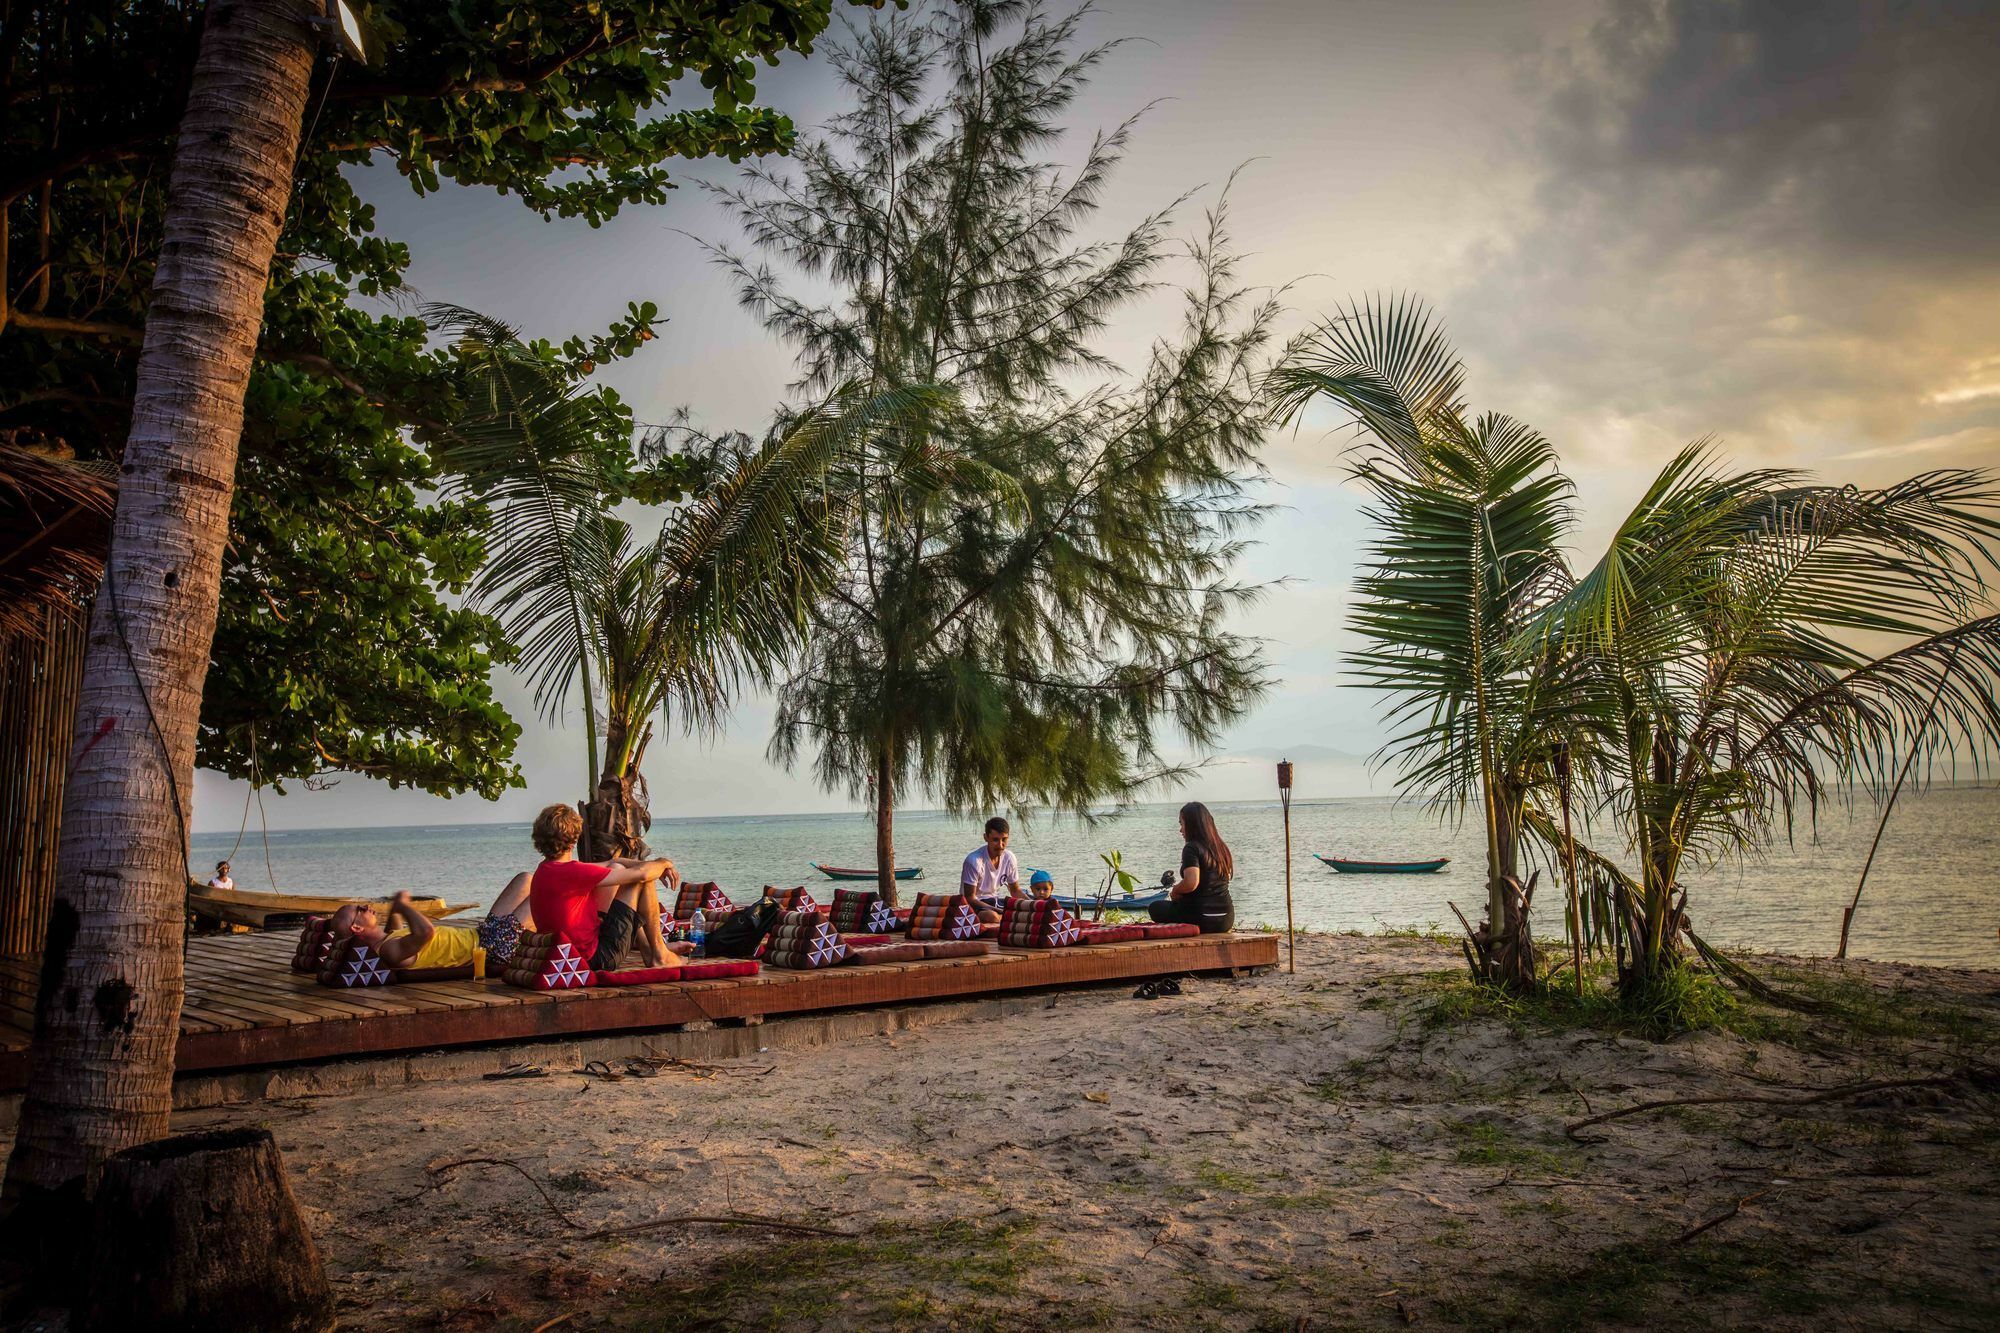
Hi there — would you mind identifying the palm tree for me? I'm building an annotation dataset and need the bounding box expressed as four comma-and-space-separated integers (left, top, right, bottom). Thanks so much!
1270, 297, 1588, 990
6, 0, 321, 1200
1538, 447, 2000, 998
435, 307, 955, 859
570, 405, 935, 859
428, 307, 632, 808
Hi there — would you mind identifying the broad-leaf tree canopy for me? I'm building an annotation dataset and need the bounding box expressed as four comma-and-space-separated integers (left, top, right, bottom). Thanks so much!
1, 0, 884, 797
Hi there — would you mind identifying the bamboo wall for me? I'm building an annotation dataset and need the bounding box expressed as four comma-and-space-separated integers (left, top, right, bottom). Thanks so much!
0, 603, 88, 955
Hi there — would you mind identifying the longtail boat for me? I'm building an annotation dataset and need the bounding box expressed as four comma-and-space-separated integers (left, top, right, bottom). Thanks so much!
810, 863, 924, 882
186, 885, 478, 930
1312, 853, 1451, 875
1051, 890, 1169, 915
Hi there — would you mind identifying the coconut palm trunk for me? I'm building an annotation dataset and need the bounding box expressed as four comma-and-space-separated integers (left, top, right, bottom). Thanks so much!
4, 0, 318, 1199
582, 715, 654, 861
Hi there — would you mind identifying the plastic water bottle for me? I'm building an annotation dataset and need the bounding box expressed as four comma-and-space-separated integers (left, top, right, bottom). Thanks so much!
689, 908, 707, 958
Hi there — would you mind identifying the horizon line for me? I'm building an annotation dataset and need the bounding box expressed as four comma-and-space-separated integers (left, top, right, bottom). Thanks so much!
185, 791, 1399, 838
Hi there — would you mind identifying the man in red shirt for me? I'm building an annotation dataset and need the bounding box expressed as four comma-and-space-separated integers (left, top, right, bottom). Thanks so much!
526, 804, 678, 971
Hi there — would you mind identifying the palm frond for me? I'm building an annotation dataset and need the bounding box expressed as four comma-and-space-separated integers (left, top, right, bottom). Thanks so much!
427, 302, 623, 726
641, 383, 962, 736
1343, 412, 1575, 814
1267, 293, 1466, 469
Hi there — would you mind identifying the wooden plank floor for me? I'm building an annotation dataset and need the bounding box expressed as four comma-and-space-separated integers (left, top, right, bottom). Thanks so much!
0, 929, 1277, 1090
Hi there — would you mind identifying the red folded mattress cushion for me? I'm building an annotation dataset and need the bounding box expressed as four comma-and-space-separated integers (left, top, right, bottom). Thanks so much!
996, 898, 1082, 948
501, 931, 593, 990
317, 936, 477, 987
920, 939, 994, 959
1077, 922, 1201, 944
764, 910, 850, 969
762, 885, 821, 914
293, 915, 337, 973
838, 934, 898, 948
828, 887, 899, 935
843, 941, 930, 965
672, 881, 736, 922
594, 959, 761, 985
318, 937, 392, 988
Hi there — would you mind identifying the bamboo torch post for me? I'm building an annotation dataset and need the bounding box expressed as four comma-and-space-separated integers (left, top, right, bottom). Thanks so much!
1278, 759, 1295, 974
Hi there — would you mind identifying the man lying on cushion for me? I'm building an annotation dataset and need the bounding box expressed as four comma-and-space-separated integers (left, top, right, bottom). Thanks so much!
526, 803, 679, 972
330, 891, 482, 972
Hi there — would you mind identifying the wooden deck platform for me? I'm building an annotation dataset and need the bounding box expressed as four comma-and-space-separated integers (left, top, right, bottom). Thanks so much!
0, 929, 1277, 1091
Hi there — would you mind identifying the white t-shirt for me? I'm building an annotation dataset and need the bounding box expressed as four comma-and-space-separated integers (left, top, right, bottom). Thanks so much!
960, 846, 1019, 899
208, 875, 234, 891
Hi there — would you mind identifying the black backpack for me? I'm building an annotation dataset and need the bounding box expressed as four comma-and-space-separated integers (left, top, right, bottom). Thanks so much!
704, 898, 783, 959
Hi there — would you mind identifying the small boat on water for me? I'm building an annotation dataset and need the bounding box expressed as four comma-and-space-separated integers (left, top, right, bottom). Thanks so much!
186, 885, 478, 931
811, 863, 925, 882
1313, 853, 1451, 875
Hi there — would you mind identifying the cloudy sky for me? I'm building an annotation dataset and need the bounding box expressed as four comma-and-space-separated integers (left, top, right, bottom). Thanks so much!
194, 0, 2000, 830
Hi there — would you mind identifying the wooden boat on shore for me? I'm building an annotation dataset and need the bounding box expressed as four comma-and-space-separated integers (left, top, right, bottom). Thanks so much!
811, 863, 924, 882
186, 886, 478, 931
1313, 854, 1451, 875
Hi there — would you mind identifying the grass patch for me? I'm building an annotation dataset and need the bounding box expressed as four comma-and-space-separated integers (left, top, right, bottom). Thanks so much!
1435, 1232, 2000, 1331
639, 1213, 1050, 1329
1435, 1236, 1838, 1329
1367, 923, 1454, 942
1182, 1277, 1245, 1310
1404, 950, 1992, 1046
1742, 963, 2000, 1053
1442, 1115, 1573, 1172
1194, 1159, 1267, 1193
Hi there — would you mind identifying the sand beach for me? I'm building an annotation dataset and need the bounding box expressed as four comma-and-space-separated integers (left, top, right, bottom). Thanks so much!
153, 933, 2000, 1331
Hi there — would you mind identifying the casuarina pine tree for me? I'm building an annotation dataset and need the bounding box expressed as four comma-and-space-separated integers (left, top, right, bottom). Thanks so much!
707, 0, 1277, 899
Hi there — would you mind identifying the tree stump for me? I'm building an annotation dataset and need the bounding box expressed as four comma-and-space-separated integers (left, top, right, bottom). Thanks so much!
81, 1127, 333, 1333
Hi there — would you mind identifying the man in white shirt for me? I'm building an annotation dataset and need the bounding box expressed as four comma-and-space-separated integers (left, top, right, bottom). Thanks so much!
207, 860, 235, 892
959, 817, 1021, 924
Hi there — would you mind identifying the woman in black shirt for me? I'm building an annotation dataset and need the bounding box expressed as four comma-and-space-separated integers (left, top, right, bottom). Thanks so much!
1149, 801, 1235, 934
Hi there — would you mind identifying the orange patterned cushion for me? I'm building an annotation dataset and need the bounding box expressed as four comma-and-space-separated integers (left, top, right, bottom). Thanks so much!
905, 892, 982, 941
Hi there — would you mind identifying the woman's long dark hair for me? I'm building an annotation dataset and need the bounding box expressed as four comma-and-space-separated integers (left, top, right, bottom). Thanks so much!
1179, 801, 1233, 881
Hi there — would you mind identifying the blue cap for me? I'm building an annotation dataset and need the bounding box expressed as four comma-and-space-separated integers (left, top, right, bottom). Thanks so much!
1029, 868, 1054, 886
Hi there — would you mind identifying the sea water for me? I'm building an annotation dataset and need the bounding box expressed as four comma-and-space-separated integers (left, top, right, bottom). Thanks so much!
192, 786, 2000, 969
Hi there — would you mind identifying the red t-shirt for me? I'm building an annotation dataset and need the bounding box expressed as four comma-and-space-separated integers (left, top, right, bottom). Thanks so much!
530, 858, 612, 960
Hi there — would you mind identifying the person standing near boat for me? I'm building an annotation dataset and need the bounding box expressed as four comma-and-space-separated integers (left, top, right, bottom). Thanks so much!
207, 860, 234, 891
961, 816, 1022, 924
1150, 802, 1235, 934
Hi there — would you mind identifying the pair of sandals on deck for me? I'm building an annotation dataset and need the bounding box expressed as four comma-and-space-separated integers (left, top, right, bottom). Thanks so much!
1132, 975, 1185, 1001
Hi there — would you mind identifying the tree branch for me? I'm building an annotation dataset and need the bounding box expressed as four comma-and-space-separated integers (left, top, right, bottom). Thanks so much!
2, 309, 143, 341
0, 115, 175, 205
331, 32, 626, 103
